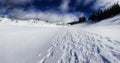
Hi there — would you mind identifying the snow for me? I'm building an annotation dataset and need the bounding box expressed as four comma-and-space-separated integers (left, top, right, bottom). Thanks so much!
0, 20, 63, 63
79, 25, 120, 41
72, 15, 120, 41
92, 14, 120, 26
37, 27, 120, 63
0, 15, 120, 63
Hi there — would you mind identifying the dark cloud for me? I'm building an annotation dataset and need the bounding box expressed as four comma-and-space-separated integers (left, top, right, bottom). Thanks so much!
0, 0, 96, 15
0, 0, 119, 21
68, 0, 97, 14
0, 0, 32, 4
32, 0, 62, 11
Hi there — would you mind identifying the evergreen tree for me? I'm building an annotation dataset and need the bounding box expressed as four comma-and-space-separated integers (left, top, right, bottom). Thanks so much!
67, 16, 86, 25
78, 17, 86, 23
89, 3, 120, 22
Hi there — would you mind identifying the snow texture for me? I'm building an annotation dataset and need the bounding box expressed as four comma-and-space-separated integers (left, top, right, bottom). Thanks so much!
37, 27, 120, 63
0, 15, 120, 63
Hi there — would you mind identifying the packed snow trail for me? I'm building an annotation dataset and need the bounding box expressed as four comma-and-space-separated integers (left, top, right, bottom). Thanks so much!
38, 27, 120, 63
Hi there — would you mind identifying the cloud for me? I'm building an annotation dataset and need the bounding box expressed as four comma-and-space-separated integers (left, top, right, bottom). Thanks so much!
83, 0, 95, 6
0, 0, 83, 23
0, 0, 32, 4
59, 0, 70, 12
0, 0, 119, 22
8, 9, 78, 23
94, 0, 120, 10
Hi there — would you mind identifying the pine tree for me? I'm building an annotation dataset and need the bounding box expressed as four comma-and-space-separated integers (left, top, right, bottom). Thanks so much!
78, 16, 86, 23
67, 16, 86, 25
89, 3, 120, 22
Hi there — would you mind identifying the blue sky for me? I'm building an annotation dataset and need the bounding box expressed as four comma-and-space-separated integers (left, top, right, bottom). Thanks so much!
0, 0, 119, 22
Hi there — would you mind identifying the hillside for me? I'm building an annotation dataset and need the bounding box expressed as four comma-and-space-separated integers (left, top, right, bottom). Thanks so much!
0, 16, 120, 63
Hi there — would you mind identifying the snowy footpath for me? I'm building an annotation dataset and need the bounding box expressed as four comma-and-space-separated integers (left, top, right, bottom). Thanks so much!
38, 27, 120, 63
0, 21, 120, 63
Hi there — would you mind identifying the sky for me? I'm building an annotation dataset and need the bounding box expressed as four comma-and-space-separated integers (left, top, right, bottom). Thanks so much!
0, 0, 119, 22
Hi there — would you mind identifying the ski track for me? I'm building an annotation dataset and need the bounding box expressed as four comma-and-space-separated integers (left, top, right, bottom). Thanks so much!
37, 27, 120, 63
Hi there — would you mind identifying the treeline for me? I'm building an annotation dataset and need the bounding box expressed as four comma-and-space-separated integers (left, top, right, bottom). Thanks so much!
89, 3, 120, 22
67, 16, 86, 25
67, 3, 120, 25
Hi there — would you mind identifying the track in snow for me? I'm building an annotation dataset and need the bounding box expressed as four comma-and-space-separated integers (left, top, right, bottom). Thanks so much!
37, 27, 120, 63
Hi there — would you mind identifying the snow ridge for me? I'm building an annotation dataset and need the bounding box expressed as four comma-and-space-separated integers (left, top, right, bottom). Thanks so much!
38, 27, 120, 63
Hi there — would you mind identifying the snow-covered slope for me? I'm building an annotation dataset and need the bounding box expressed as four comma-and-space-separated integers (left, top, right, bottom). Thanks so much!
92, 14, 120, 26
0, 16, 120, 63
72, 15, 120, 41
